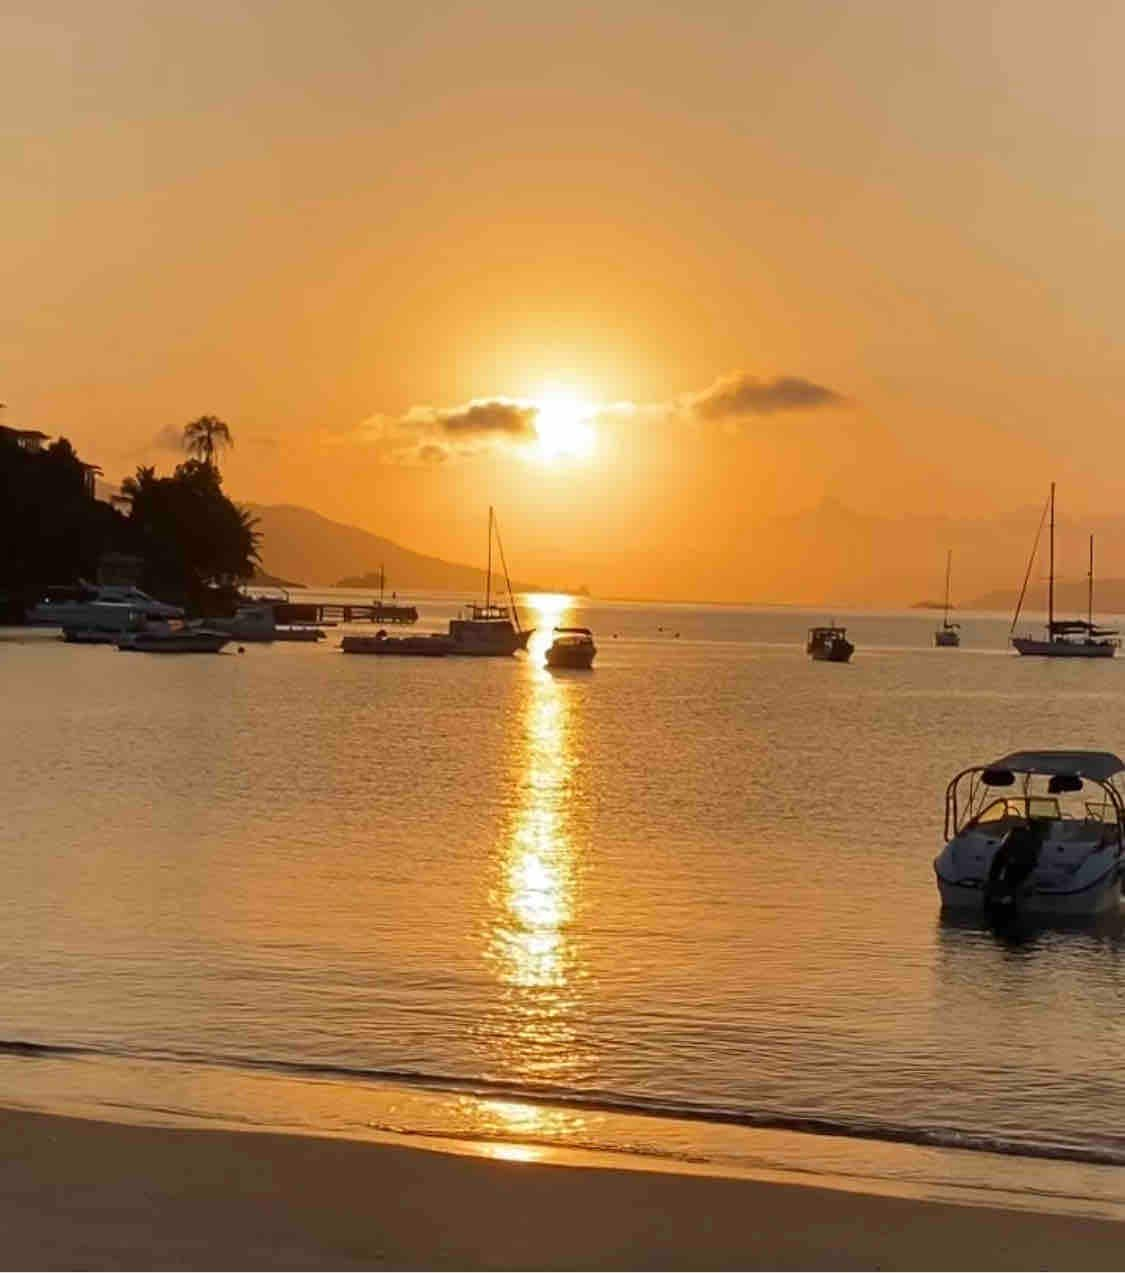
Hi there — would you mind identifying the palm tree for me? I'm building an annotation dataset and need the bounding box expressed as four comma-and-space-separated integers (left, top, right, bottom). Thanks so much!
182, 416, 233, 470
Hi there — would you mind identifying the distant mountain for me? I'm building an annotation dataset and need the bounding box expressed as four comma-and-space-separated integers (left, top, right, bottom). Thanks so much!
247, 504, 540, 593
966, 579, 1125, 615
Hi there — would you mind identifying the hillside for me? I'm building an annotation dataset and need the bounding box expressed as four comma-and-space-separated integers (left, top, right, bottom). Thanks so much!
966, 579, 1125, 615
248, 504, 540, 593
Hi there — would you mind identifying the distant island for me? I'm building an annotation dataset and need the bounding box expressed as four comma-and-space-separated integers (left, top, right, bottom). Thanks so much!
911, 601, 952, 611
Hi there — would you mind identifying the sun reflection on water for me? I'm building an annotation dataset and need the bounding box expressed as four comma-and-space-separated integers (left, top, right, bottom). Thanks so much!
480, 593, 590, 1109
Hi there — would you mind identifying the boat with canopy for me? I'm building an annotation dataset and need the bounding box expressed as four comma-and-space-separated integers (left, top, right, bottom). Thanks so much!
934, 750, 1125, 914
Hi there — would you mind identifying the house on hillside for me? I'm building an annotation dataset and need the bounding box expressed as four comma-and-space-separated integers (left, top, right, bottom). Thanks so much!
0, 423, 103, 496
0, 424, 50, 453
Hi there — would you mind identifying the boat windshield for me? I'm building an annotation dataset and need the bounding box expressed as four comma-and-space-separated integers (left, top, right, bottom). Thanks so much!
947, 765, 1125, 839
973, 796, 1062, 824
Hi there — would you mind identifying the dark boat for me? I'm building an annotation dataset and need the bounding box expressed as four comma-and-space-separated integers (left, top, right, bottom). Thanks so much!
545, 626, 596, 669
446, 508, 532, 657
341, 631, 451, 657
807, 625, 854, 663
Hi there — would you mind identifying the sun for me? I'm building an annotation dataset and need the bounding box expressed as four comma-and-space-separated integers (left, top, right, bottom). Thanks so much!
531, 389, 597, 462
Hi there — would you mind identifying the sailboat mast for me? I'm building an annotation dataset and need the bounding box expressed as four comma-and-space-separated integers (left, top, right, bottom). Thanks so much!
492, 511, 522, 637
379, 563, 385, 607
1089, 534, 1094, 630
1048, 481, 1055, 632
486, 506, 493, 610
943, 549, 952, 627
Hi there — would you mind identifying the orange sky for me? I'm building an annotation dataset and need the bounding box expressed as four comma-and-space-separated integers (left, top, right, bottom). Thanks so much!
7, 2, 1125, 601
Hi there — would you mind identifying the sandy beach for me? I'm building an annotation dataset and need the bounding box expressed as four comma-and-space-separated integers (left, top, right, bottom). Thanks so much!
0, 1107, 1122, 1271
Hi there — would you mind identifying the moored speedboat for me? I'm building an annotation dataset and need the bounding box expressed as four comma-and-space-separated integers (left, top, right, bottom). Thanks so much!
934, 751, 1125, 915
545, 627, 596, 668
210, 604, 325, 643
806, 625, 854, 662
28, 585, 182, 629
117, 622, 230, 653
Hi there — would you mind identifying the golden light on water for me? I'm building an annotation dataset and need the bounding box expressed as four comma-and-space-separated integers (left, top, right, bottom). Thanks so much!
482, 591, 588, 1086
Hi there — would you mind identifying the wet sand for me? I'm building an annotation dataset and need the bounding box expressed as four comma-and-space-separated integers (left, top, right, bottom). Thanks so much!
2, 1107, 1122, 1270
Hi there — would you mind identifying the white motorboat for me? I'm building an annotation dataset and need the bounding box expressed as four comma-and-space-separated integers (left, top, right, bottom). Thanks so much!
446, 508, 532, 656
545, 627, 596, 668
1010, 484, 1118, 658
933, 549, 960, 647
934, 751, 1125, 915
117, 622, 230, 654
210, 604, 325, 643
27, 583, 183, 628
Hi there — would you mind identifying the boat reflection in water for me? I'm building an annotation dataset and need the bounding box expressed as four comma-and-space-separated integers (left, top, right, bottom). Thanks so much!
476, 596, 591, 1147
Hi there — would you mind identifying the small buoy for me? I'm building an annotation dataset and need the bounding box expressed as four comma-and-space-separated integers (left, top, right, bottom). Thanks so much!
238, 646, 245, 654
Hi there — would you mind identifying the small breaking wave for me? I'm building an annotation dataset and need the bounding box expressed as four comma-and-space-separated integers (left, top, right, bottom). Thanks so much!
3, 1036, 1124, 1171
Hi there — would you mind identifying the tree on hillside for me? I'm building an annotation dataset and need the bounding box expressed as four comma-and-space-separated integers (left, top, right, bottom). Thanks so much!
0, 432, 128, 608
122, 458, 259, 609
182, 415, 233, 470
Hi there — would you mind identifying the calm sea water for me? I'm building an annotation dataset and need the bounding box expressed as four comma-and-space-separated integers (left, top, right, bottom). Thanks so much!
5, 595, 1125, 1217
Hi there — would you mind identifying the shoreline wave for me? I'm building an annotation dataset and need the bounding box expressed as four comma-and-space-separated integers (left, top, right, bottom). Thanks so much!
4, 1037, 1123, 1172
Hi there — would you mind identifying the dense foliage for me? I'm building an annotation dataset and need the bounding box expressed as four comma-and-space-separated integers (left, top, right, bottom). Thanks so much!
0, 433, 128, 607
1, 425, 259, 617
122, 459, 259, 607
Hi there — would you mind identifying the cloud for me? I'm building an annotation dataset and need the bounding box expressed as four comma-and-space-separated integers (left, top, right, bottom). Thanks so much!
356, 396, 540, 463
152, 424, 184, 451
687, 373, 848, 421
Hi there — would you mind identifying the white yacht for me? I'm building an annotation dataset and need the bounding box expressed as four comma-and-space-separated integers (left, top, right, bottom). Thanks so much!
27, 583, 183, 631
934, 751, 1125, 915
209, 604, 324, 642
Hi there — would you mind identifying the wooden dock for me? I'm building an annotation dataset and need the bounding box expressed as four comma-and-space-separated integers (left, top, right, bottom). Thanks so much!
275, 601, 418, 626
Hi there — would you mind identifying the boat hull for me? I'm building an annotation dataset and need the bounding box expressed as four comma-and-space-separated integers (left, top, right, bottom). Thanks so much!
1012, 637, 1116, 658
341, 635, 451, 656
546, 646, 596, 669
935, 867, 1121, 916
808, 644, 853, 663
118, 632, 230, 653
934, 630, 960, 647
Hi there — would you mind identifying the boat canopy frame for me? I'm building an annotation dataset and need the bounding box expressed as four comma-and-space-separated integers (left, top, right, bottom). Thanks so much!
944, 751, 1125, 840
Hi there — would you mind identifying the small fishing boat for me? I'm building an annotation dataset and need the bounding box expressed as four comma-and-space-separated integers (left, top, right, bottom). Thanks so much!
117, 622, 230, 654
545, 627, 596, 669
934, 751, 1125, 915
806, 625, 854, 663
1010, 483, 1119, 658
934, 550, 960, 647
341, 631, 451, 657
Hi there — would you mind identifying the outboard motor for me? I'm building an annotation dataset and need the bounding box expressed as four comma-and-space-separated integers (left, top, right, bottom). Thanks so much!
984, 821, 1047, 911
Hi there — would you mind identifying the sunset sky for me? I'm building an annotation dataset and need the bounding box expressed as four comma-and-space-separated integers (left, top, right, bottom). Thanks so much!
7, 2, 1125, 601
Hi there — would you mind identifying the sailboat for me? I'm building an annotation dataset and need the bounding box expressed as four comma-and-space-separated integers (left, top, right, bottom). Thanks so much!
446, 507, 533, 656
370, 565, 418, 624
1010, 484, 1119, 658
934, 549, 961, 647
